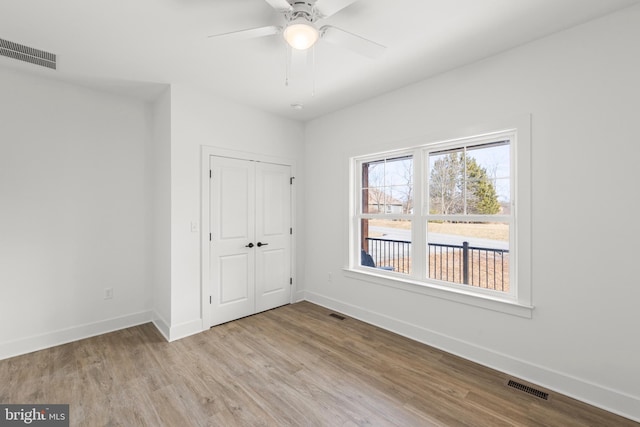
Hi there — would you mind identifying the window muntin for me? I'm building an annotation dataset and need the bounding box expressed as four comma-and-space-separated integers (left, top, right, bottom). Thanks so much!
354, 133, 516, 300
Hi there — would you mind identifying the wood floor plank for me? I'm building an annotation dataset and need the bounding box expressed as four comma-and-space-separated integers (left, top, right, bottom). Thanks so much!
0, 302, 637, 426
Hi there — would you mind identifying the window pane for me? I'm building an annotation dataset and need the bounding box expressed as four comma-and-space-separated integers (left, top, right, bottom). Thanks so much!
427, 220, 509, 292
465, 142, 510, 215
362, 188, 377, 213
364, 188, 389, 213
494, 177, 511, 211
428, 150, 464, 215
360, 218, 411, 274
429, 142, 510, 216
362, 156, 413, 215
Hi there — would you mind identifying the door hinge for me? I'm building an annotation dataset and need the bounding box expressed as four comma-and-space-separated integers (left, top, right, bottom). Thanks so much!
209, 170, 212, 179
209, 233, 212, 241
290, 227, 293, 235
209, 295, 212, 304
290, 277, 293, 285
290, 177, 295, 185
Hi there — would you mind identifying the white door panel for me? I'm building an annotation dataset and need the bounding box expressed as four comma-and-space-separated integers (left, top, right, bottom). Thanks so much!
260, 248, 287, 294
219, 166, 252, 240
260, 169, 287, 236
219, 254, 250, 303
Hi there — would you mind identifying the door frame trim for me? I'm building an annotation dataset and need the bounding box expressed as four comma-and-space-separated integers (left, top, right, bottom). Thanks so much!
200, 146, 297, 329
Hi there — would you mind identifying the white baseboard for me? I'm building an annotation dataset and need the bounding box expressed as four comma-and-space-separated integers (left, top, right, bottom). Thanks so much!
152, 311, 171, 341
303, 291, 640, 423
168, 318, 204, 342
151, 312, 203, 342
0, 311, 153, 361
293, 290, 306, 303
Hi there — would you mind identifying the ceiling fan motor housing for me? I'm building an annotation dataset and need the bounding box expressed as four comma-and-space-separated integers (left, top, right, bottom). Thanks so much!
287, 1, 318, 23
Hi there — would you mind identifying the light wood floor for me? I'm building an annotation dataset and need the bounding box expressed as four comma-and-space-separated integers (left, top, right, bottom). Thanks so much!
0, 302, 637, 426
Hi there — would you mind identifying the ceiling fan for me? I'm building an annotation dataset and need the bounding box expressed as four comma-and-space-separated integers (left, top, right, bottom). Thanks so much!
208, 0, 386, 59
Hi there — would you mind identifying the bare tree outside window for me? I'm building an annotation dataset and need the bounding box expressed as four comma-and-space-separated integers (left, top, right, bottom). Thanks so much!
428, 147, 502, 216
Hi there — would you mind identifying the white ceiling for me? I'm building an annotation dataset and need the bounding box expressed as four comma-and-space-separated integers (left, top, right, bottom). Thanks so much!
1, 0, 638, 121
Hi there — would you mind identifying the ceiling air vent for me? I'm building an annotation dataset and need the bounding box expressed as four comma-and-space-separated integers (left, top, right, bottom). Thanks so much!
0, 38, 56, 70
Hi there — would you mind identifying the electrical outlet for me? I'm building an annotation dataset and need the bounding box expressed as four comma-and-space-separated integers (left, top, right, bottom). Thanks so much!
104, 288, 113, 300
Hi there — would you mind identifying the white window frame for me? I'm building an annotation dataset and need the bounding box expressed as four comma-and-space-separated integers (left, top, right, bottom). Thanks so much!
346, 117, 532, 318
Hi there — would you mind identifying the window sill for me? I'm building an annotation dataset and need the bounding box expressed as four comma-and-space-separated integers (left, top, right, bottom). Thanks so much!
342, 268, 533, 318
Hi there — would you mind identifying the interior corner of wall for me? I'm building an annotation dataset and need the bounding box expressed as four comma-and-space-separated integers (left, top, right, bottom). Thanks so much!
167, 318, 205, 342
151, 311, 171, 342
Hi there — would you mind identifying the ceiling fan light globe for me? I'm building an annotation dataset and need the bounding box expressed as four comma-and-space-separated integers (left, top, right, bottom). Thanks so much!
284, 22, 319, 50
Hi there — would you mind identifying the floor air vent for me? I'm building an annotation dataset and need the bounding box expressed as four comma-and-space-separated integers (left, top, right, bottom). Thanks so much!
507, 380, 549, 400
0, 38, 56, 70
329, 313, 345, 320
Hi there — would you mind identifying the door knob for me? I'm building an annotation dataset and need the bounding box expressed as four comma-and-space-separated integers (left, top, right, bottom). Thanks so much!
257, 242, 269, 247
245, 243, 254, 248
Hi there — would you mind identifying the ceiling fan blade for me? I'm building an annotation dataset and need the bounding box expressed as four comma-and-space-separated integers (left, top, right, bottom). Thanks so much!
315, 0, 359, 18
320, 25, 386, 59
208, 25, 281, 41
264, 0, 292, 12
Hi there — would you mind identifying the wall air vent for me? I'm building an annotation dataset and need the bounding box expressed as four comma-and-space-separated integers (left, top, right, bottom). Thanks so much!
507, 380, 550, 400
0, 38, 56, 70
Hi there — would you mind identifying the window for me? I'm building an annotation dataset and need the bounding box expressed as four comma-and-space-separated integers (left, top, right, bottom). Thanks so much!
427, 141, 511, 293
359, 154, 413, 273
351, 126, 531, 315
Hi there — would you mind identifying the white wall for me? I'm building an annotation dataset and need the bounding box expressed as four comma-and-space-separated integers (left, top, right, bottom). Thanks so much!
303, 5, 640, 422
0, 67, 153, 358
167, 85, 305, 340
149, 88, 172, 336
0, 70, 305, 349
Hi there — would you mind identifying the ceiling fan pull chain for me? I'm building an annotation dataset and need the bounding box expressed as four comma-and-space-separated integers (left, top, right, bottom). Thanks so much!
285, 44, 291, 86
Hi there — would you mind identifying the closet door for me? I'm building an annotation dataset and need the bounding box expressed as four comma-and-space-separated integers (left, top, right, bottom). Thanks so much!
210, 156, 256, 326
209, 157, 291, 326
255, 162, 291, 312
